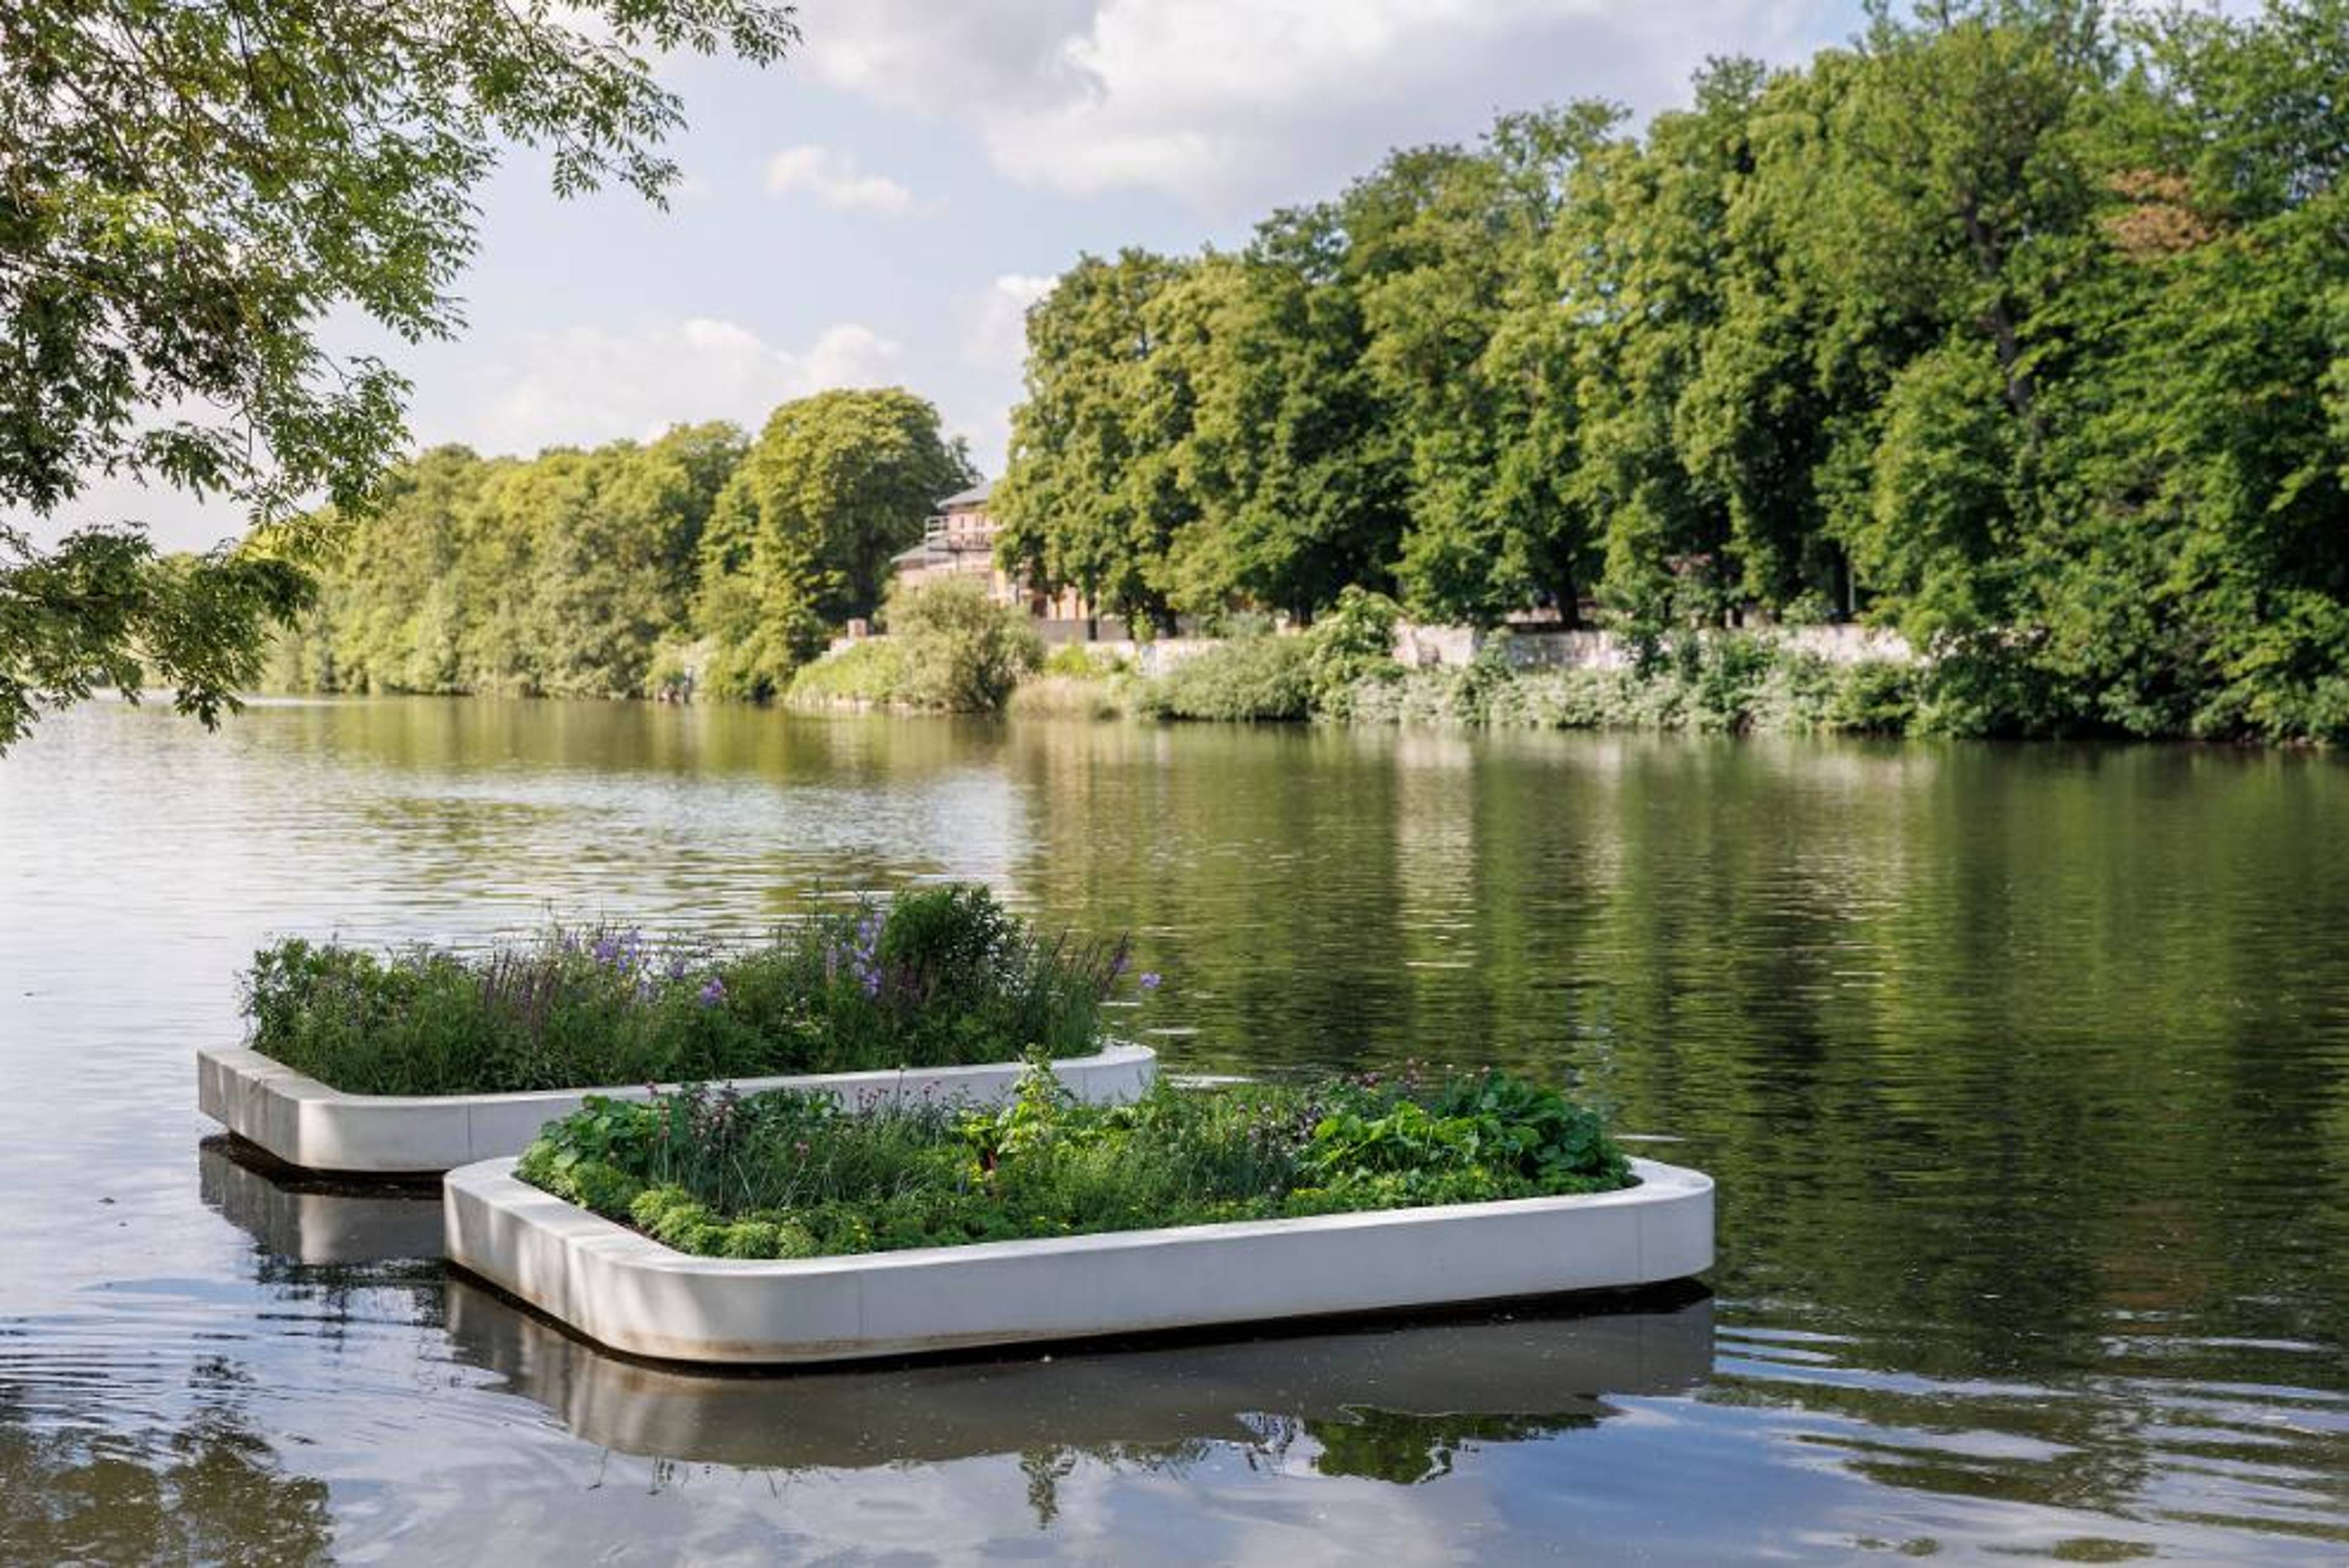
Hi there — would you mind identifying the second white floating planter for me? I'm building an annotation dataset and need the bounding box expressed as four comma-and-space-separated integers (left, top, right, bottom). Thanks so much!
444, 1155, 1714, 1365
197, 1042, 1159, 1177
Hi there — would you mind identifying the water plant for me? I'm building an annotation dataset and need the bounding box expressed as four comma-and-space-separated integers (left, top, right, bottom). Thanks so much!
514, 1063, 1634, 1260
242, 885, 1135, 1095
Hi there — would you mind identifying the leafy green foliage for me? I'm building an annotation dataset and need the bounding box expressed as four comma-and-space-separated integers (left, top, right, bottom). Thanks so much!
273, 388, 975, 701
1136, 637, 1318, 722
1345, 637, 1921, 736
888, 574, 1045, 712
514, 1065, 1634, 1260
270, 428, 738, 697
697, 389, 975, 699
0, 0, 792, 746
242, 885, 1135, 1095
779, 637, 913, 708
990, 0, 2349, 741
993, 250, 1200, 636
785, 578, 1044, 713
1, 526, 311, 746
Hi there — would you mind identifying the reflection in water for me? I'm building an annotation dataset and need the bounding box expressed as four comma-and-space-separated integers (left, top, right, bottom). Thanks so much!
0, 1384, 335, 1567
441, 1277, 1710, 1486
199, 1138, 445, 1268
3, 699, 2348, 1562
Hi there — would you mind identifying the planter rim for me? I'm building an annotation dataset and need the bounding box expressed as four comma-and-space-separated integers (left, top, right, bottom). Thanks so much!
456, 1155, 1707, 1274
198, 1040, 1158, 1176
443, 1152, 1714, 1364
202, 1038, 1152, 1108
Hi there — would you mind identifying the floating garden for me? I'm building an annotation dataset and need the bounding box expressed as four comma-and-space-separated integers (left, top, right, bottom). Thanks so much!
514, 1063, 1636, 1261
240, 885, 1138, 1096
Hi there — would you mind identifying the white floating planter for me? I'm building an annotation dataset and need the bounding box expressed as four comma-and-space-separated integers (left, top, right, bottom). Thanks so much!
443, 1156, 1713, 1366
442, 1273, 1713, 1468
197, 1042, 1159, 1177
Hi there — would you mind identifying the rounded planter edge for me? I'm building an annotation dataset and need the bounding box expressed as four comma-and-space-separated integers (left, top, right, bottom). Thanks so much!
196, 1041, 1159, 1178
441, 1155, 1716, 1366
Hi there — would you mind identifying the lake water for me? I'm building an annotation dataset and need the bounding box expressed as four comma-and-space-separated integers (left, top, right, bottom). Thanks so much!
2, 697, 2345, 1565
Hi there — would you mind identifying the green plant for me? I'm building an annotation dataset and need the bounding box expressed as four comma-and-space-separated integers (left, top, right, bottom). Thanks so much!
514, 1065, 1634, 1260
1302, 587, 1402, 718
785, 578, 1044, 713
1041, 644, 1129, 678
891, 576, 1045, 712
1137, 636, 1317, 721
242, 886, 1137, 1095
782, 637, 912, 707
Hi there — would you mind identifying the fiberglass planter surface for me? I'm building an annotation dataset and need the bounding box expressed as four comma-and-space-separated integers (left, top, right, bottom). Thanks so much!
196, 1042, 1159, 1176
442, 1156, 1714, 1365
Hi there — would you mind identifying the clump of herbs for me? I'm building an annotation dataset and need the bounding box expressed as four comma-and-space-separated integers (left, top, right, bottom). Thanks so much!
242, 885, 1136, 1094
513, 1063, 1635, 1260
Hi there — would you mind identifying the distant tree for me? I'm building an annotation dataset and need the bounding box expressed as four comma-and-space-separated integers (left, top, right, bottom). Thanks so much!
1163, 224, 1408, 620
0, 0, 795, 746
697, 388, 971, 699
886, 575, 1042, 714
993, 250, 1196, 635
1360, 102, 1619, 626
525, 426, 740, 696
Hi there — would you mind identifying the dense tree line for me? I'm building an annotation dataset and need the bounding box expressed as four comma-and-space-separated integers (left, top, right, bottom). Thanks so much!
270, 388, 970, 699
995, 0, 2349, 739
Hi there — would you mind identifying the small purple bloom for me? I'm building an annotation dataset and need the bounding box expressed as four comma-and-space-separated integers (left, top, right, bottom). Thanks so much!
1138, 971, 1162, 992
698, 976, 726, 1006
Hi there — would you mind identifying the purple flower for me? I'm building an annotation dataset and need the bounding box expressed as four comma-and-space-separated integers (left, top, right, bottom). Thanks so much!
698, 976, 726, 1007
1138, 971, 1162, 992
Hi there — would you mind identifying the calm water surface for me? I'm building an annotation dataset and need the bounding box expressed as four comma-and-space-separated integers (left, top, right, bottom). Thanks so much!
2, 698, 2345, 1566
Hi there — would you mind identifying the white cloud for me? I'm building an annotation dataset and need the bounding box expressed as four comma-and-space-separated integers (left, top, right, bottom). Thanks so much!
959, 273, 1056, 369
428, 318, 904, 454
763, 144, 919, 214
799, 0, 1845, 212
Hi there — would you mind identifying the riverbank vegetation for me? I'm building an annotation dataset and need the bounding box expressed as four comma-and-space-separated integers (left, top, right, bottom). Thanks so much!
514, 1064, 1633, 1260
993, 0, 2349, 742
253, 0, 2347, 743
785, 578, 1043, 713
266, 388, 971, 703
1010, 625, 1920, 734
242, 886, 1129, 1095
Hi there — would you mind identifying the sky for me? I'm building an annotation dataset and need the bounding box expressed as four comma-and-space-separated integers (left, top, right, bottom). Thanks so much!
55, 0, 1872, 553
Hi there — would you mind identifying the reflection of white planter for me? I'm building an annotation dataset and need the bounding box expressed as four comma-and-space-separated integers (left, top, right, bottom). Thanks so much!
198, 1042, 1158, 1177
443, 1273, 1713, 1468
444, 1156, 1713, 1367
198, 1142, 445, 1265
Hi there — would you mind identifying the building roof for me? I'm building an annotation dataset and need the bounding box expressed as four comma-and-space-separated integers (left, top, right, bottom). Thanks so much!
937, 480, 994, 509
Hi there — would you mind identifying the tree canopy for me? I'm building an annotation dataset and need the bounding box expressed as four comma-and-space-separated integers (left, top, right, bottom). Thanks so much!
0, 0, 795, 745
270, 388, 969, 702
993, 0, 2349, 739
697, 388, 974, 700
